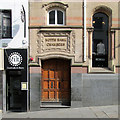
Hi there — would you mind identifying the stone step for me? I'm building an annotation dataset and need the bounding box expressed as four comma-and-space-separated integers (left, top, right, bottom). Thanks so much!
41, 101, 62, 105
40, 101, 70, 108
40, 105, 70, 108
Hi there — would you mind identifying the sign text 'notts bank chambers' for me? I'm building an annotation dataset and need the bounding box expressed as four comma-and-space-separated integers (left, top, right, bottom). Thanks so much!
44, 37, 67, 49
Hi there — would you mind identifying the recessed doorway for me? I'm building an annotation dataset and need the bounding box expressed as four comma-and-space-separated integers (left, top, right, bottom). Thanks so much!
6, 70, 27, 112
41, 59, 71, 106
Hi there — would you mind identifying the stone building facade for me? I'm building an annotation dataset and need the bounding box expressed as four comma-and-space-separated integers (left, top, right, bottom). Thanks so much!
29, 1, 119, 111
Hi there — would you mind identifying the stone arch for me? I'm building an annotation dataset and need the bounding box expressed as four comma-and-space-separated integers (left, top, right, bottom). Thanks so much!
93, 5, 112, 27
37, 53, 75, 66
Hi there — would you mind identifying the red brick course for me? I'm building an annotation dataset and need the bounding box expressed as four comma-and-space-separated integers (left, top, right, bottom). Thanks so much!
116, 66, 120, 73
71, 66, 88, 73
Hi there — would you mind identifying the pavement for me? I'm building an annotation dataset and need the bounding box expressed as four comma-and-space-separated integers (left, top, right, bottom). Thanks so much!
1, 105, 119, 119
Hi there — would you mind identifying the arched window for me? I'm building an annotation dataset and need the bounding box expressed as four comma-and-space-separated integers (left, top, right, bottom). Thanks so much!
92, 12, 109, 67
48, 9, 64, 25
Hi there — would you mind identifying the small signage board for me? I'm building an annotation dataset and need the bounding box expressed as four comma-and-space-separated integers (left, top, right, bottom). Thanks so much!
21, 82, 28, 90
4, 49, 27, 70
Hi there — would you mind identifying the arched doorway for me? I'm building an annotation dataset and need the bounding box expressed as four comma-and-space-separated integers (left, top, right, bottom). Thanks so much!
92, 12, 109, 67
41, 58, 71, 106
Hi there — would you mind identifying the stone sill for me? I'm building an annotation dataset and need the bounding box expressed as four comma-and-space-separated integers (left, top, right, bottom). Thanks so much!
88, 67, 115, 74
29, 25, 83, 29
29, 62, 40, 67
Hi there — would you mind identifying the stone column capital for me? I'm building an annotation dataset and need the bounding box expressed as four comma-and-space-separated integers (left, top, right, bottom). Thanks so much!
110, 29, 116, 33
87, 27, 94, 32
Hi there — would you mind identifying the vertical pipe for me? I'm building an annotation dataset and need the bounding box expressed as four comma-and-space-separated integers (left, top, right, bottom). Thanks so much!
84, 0, 86, 61
3, 71, 6, 113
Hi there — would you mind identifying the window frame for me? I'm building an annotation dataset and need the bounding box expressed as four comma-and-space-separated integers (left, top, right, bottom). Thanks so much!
1, 10, 12, 39
47, 9, 65, 26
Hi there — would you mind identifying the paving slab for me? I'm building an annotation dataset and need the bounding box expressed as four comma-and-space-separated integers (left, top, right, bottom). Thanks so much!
2, 105, 118, 119
102, 106, 118, 118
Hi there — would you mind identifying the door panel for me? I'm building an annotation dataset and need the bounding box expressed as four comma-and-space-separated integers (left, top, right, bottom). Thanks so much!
49, 70, 55, 79
41, 59, 70, 104
9, 76, 22, 110
43, 81, 49, 89
43, 91, 49, 100
43, 70, 49, 79
50, 91, 55, 100
6, 70, 27, 112
7, 73, 22, 111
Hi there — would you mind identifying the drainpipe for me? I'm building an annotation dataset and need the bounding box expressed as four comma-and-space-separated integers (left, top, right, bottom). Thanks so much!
83, 0, 86, 61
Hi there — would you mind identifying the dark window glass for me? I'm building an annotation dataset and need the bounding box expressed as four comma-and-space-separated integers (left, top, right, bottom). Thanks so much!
51, 82, 53, 88
49, 10, 55, 24
2, 10, 11, 38
57, 10, 63, 24
92, 12, 108, 67
93, 17, 103, 29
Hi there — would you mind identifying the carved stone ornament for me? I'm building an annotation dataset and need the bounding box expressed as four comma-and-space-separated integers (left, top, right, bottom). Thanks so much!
42, 2, 68, 11
71, 30, 75, 54
37, 31, 75, 54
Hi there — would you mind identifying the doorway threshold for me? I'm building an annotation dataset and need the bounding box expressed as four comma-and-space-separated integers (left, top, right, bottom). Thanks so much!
40, 101, 70, 108
40, 105, 70, 108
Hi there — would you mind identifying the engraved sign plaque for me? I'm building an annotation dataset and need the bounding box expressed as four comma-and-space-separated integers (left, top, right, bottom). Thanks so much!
44, 37, 67, 50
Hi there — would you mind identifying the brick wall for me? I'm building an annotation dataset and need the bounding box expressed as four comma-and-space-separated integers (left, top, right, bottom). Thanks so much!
71, 66, 88, 73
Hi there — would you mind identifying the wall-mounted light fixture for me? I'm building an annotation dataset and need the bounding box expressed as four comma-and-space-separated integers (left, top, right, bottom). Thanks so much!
22, 40, 27, 45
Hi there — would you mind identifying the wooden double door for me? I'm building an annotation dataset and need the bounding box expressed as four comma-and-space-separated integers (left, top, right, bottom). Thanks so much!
41, 59, 71, 104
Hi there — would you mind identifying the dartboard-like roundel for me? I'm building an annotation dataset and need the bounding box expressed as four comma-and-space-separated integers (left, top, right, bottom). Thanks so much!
8, 52, 23, 66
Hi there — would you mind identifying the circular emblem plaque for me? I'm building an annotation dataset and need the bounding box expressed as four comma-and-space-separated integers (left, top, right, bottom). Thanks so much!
8, 52, 23, 66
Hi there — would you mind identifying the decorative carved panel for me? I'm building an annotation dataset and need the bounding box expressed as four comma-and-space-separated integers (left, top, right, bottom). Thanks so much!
37, 31, 75, 54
